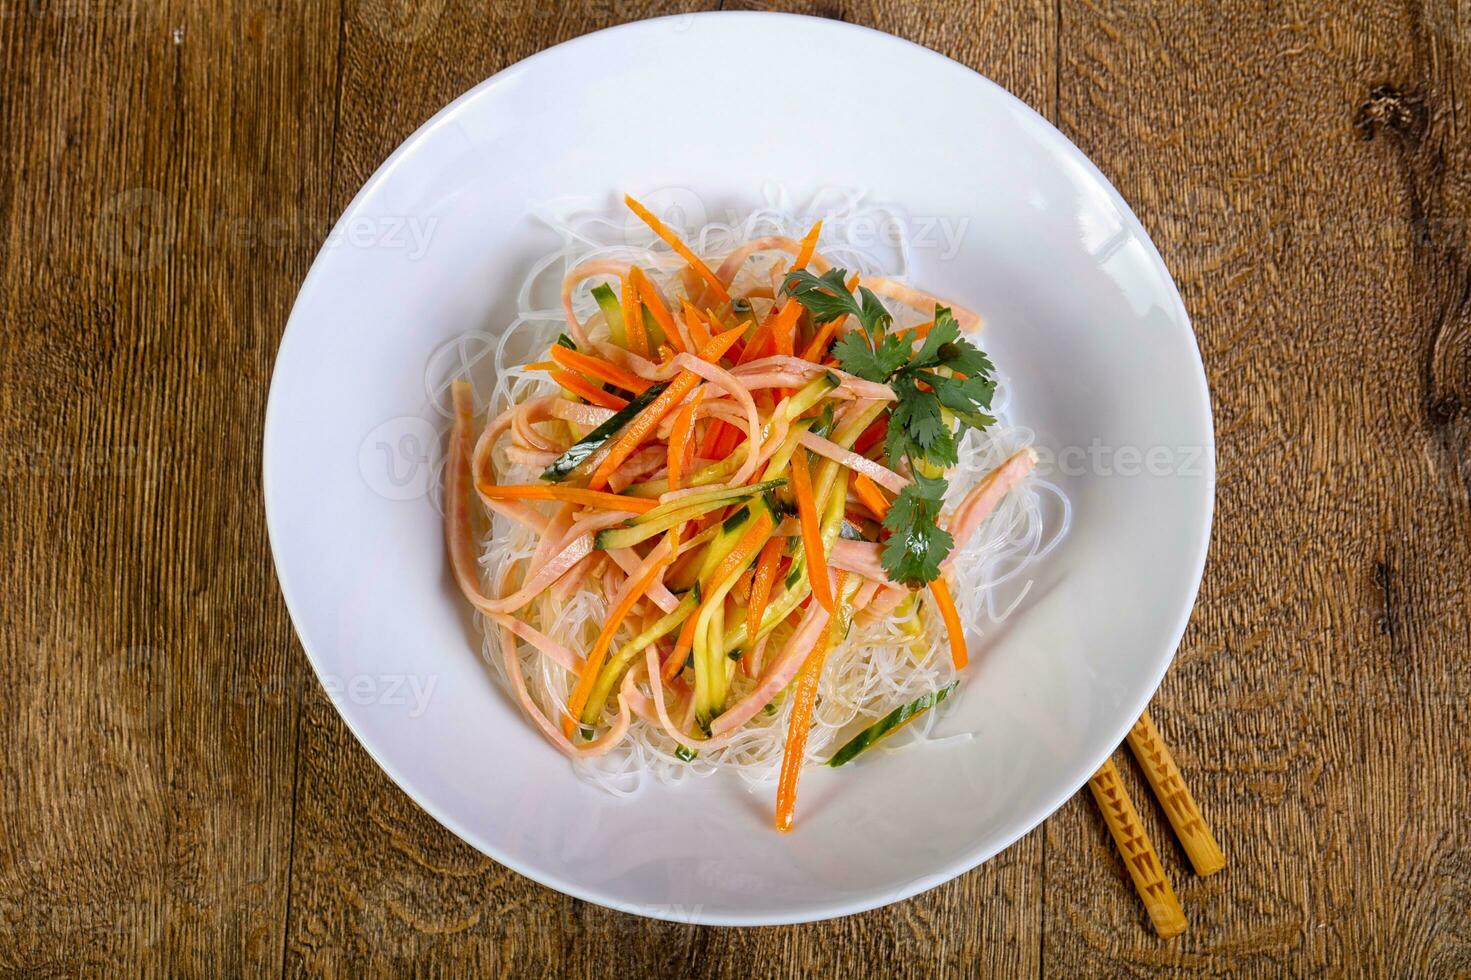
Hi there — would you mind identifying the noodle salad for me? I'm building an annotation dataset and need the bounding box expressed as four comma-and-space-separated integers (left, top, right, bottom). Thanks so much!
443, 192, 1067, 831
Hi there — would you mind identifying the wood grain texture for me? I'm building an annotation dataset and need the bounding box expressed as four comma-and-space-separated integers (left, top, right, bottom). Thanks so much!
1, 0, 1467, 976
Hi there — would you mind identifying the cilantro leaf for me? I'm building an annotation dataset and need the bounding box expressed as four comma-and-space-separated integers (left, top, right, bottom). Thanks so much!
887, 374, 956, 468
910, 307, 961, 370
832, 330, 909, 382
880, 472, 954, 587
781, 269, 859, 324
782, 268, 892, 338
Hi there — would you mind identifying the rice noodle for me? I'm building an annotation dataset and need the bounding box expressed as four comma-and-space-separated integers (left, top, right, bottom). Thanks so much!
436, 188, 1071, 795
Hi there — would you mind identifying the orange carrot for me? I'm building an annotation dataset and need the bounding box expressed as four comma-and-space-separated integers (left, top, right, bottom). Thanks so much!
680, 299, 712, 349
667, 386, 705, 490
850, 473, 892, 520
793, 220, 822, 270
548, 344, 651, 395
790, 449, 833, 613
564, 540, 675, 735
523, 360, 558, 372
624, 195, 731, 305
800, 317, 841, 362
621, 272, 649, 358
746, 536, 784, 640
589, 325, 744, 490
929, 575, 969, 670
707, 510, 773, 593
852, 414, 889, 456
631, 266, 684, 353
775, 571, 848, 832
894, 319, 934, 343
550, 369, 629, 410
475, 483, 657, 513
662, 604, 701, 681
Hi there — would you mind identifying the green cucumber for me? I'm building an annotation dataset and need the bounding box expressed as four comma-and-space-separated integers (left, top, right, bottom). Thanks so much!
827, 682, 959, 767
634, 479, 786, 528
596, 496, 747, 551
581, 590, 699, 725
590, 283, 626, 347
541, 381, 669, 481
555, 333, 578, 350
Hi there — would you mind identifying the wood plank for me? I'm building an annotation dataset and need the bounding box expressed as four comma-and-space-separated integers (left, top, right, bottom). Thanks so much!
0, 1, 339, 974
1044, 0, 1471, 972
281, 2, 1056, 976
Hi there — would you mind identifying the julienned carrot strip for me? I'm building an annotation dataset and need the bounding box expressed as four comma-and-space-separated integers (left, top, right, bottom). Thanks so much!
800, 317, 841, 362
775, 571, 848, 832
476, 483, 658, 513
621, 273, 649, 358
662, 604, 701, 681
746, 536, 784, 640
523, 360, 558, 372
680, 299, 712, 349
564, 540, 675, 735
549, 345, 651, 395
894, 320, 934, 343
793, 221, 822, 270
708, 511, 773, 593
790, 449, 833, 613
550, 370, 629, 410
667, 387, 705, 491
853, 414, 889, 457
929, 575, 968, 670
624, 195, 732, 305
589, 325, 744, 490
851, 473, 891, 520
631, 266, 684, 353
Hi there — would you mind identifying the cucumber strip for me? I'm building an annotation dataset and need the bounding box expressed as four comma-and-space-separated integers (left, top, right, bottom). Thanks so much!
635, 478, 787, 527
642, 306, 668, 351
590, 283, 626, 347
581, 590, 699, 724
595, 492, 759, 551
541, 381, 669, 481
827, 682, 959, 767
555, 333, 578, 350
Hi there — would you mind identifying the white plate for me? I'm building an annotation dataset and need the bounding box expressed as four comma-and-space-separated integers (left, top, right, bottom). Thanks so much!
264, 12, 1213, 925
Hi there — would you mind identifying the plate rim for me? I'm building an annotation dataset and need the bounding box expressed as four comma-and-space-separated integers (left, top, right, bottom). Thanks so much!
262, 9, 1215, 926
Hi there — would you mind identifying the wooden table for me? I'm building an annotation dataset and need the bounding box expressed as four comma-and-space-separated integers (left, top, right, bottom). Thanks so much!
4, 1, 1468, 974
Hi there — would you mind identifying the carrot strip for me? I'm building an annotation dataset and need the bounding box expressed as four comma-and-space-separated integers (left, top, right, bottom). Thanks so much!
680, 299, 712, 349
929, 576, 969, 670
549, 345, 651, 395
589, 325, 744, 490
564, 540, 675, 735
631, 266, 684, 353
667, 386, 705, 490
624, 195, 731, 305
851, 473, 892, 520
621, 273, 649, 358
550, 370, 629, 410
476, 483, 658, 513
852, 414, 889, 456
523, 360, 558, 372
790, 449, 833, 613
709, 511, 774, 593
792, 221, 822, 270
662, 603, 701, 681
775, 571, 848, 832
746, 536, 784, 640
800, 317, 841, 362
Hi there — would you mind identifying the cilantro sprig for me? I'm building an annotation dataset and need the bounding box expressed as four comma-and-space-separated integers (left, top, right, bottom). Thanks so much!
781, 269, 997, 587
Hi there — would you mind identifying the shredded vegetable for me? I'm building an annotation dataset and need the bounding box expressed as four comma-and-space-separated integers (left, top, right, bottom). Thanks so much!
441, 192, 1067, 827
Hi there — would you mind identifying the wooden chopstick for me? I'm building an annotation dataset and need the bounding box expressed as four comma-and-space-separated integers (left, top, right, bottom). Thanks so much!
1088, 757, 1188, 938
1125, 711, 1226, 876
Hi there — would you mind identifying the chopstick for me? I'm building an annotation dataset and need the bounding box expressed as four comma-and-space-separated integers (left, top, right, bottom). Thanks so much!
1088, 757, 1188, 938
1125, 711, 1227, 876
